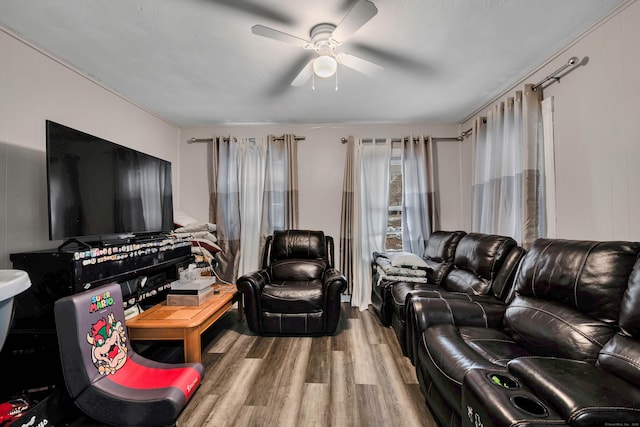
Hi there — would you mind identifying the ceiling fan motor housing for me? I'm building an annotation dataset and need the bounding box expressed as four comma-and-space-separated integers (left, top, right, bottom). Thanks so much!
310, 23, 339, 56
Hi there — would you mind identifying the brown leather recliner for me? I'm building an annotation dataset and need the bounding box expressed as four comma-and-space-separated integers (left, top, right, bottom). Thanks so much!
237, 230, 347, 335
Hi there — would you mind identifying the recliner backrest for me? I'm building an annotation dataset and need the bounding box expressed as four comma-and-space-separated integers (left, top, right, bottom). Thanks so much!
504, 239, 640, 362
443, 232, 522, 299
598, 258, 640, 387
422, 230, 466, 285
266, 230, 331, 281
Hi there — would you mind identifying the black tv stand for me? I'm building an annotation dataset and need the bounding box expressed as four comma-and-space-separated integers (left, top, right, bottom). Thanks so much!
2, 237, 193, 398
57, 238, 94, 252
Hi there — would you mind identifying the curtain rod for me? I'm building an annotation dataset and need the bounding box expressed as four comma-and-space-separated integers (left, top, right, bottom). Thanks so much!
340, 128, 473, 144
532, 56, 580, 91
187, 135, 305, 143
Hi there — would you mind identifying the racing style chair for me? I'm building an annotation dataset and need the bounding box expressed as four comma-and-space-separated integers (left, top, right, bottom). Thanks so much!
54, 282, 204, 426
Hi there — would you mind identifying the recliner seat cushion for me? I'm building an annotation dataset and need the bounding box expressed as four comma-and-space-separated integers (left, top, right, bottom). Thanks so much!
264, 258, 327, 313
419, 323, 533, 412
261, 280, 324, 313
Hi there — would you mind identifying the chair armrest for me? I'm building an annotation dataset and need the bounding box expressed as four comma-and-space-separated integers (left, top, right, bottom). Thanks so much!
323, 267, 348, 296
236, 269, 270, 333
508, 357, 640, 426
323, 267, 347, 334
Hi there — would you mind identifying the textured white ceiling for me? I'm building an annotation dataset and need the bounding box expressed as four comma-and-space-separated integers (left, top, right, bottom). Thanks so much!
0, 0, 626, 126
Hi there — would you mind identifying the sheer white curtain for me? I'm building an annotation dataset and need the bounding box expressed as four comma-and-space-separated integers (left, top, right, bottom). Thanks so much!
237, 138, 266, 278
471, 84, 545, 247
401, 136, 437, 255
351, 138, 391, 310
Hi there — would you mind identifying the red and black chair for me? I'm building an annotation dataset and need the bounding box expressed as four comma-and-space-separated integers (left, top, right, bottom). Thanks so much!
54, 282, 203, 426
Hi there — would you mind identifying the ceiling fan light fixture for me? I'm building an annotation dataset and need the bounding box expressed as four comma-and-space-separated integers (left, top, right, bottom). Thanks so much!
313, 55, 338, 78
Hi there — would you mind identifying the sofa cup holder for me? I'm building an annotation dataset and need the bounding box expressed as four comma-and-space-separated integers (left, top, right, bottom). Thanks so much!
486, 373, 519, 390
510, 395, 549, 418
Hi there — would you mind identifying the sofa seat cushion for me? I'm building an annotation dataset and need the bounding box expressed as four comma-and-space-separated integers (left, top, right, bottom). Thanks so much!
261, 280, 324, 313
419, 323, 533, 412
508, 357, 640, 426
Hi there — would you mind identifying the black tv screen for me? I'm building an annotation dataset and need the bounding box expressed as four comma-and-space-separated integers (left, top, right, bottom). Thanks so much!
46, 120, 174, 241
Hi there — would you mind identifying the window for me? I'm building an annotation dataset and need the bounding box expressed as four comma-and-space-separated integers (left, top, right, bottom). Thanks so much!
386, 144, 403, 251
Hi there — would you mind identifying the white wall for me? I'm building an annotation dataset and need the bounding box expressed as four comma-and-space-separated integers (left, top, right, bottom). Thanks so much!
0, 27, 180, 268
460, 1, 640, 241
179, 123, 463, 246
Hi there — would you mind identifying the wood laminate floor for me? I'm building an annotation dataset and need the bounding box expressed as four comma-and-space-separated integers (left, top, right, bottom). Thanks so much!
176, 303, 437, 427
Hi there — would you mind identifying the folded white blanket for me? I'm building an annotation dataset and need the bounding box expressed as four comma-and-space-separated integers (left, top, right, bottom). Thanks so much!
374, 256, 427, 278
375, 266, 428, 286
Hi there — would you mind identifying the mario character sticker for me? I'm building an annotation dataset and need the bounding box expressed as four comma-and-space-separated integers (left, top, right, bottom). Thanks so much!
85, 290, 128, 375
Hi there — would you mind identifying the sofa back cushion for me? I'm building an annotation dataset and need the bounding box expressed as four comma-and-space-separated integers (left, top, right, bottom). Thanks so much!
504, 239, 640, 362
423, 230, 466, 262
443, 233, 520, 297
422, 230, 466, 284
597, 259, 640, 387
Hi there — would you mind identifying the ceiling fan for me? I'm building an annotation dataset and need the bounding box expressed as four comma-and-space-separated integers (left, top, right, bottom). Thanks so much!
251, 0, 384, 87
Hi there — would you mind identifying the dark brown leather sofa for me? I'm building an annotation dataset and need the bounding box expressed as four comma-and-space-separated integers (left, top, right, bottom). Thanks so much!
414, 238, 640, 427
378, 232, 524, 357
237, 229, 347, 335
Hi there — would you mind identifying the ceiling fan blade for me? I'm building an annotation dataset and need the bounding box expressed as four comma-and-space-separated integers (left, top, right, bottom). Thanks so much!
336, 53, 383, 77
331, 0, 378, 43
251, 25, 309, 48
206, 0, 294, 26
291, 59, 315, 86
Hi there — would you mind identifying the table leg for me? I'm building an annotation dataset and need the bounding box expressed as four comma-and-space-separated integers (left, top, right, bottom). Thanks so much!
237, 294, 244, 323
184, 327, 202, 364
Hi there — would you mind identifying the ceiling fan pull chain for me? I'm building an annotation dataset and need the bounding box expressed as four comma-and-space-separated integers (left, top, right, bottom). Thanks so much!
335, 67, 339, 91
312, 73, 316, 91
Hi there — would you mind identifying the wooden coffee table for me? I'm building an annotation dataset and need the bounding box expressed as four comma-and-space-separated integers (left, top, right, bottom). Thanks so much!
126, 283, 240, 363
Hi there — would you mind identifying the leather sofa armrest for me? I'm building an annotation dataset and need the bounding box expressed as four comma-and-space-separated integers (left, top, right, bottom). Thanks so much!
411, 296, 506, 331
406, 296, 507, 364
237, 269, 270, 333
507, 357, 640, 426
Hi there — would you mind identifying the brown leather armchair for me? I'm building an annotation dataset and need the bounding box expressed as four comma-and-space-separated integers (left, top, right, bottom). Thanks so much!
237, 230, 347, 335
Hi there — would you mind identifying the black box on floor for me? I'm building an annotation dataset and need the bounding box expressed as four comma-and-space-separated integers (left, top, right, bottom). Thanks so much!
6, 386, 66, 427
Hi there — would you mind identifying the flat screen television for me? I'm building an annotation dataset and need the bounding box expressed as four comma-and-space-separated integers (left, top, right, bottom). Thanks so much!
46, 120, 174, 243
